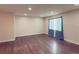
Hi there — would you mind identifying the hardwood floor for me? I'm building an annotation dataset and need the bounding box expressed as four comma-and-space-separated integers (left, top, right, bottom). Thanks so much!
0, 34, 79, 54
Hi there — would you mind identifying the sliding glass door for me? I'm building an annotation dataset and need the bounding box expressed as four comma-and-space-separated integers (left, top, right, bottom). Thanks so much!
48, 17, 64, 40
48, 19, 54, 37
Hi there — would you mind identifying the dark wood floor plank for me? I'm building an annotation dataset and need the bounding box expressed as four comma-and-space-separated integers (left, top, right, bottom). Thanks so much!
0, 34, 79, 54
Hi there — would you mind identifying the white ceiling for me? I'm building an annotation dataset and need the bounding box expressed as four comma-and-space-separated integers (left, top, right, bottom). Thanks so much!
0, 4, 79, 17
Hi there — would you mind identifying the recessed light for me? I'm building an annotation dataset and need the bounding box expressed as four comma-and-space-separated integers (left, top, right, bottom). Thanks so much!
28, 7, 32, 11
24, 13, 27, 16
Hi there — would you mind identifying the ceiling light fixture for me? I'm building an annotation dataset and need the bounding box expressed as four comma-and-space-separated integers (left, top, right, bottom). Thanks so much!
28, 7, 32, 11
24, 13, 27, 16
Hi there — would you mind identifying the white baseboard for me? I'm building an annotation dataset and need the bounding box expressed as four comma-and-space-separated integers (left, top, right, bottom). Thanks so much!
16, 33, 45, 37
0, 39, 15, 43
65, 39, 79, 45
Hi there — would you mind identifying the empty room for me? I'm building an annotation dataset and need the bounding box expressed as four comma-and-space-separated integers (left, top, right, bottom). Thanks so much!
0, 4, 79, 54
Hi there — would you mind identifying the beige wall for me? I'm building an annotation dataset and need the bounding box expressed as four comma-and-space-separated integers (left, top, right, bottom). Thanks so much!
15, 16, 44, 37
44, 9, 79, 45
0, 12, 15, 42
1, 8, 79, 44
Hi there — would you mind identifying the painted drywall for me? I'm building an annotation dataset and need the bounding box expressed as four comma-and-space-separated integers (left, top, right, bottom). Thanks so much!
15, 16, 44, 37
44, 9, 79, 45
0, 12, 15, 42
